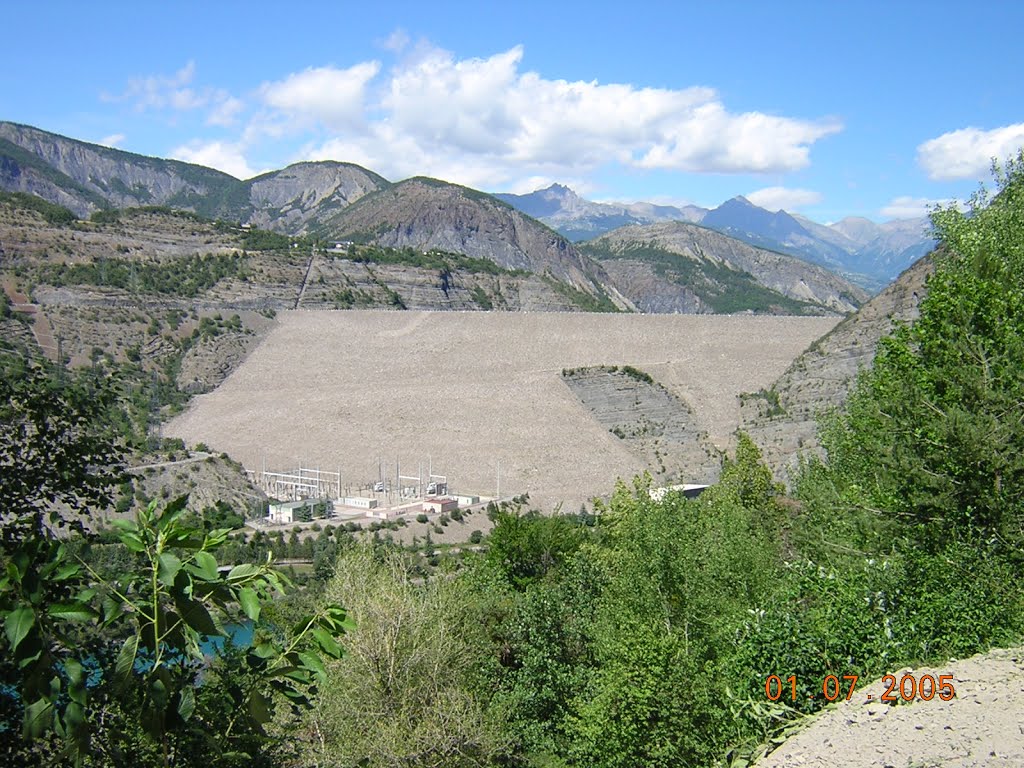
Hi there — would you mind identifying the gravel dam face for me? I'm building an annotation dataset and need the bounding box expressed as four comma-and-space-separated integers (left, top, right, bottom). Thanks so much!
166, 311, 838, 510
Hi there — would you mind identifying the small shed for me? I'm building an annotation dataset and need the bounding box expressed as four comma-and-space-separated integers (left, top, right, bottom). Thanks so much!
422, 497, 458, 515
267, 498, 328, 524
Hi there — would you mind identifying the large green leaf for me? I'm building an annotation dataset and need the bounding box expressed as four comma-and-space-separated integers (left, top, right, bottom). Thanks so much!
114, 635, 139, 687
47, 601, 97, 622
53, 561, 81, 581
23, 695, 53, 740
251, 640, 278, 659
238, 587, 261, 622
311, 625, 343, 658
101, 593, 123, 625
119, 532, 147, 553
158, 495, 189, 531
148, 676, 169, 710
177, 687, 195, 722
189, 551, 220, 581
158, 552, 182, 587
248, 690, 273, 725
297, 650, 327, 681
227, 563, 260, 582
66, 659, 87, 706
4, 605, 35, 651
176, 595, 221, 637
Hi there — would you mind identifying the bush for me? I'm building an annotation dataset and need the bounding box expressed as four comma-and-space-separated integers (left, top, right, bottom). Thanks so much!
416, 513, 429, 524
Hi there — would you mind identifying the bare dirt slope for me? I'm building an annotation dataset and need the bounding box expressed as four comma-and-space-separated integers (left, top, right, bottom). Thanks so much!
166, 311, 836, 511
753, 646, 1024, 768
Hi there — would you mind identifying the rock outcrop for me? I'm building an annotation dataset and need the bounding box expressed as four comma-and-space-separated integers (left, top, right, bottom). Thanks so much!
323, 177, 627, 302
0, 122, 235, 217
239, 162, 388, 234
561, 366, 722, 485
741, 253, 934, 479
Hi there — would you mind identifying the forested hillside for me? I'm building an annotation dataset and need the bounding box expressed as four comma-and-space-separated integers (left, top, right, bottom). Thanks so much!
2, 158, 1023, 766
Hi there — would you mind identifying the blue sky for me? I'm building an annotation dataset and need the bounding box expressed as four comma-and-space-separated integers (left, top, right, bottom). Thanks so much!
3, 1, 1023, 223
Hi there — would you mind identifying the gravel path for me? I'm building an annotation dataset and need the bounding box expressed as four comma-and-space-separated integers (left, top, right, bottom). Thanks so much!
166, 310, 836, 510
754, 647, 1024, 768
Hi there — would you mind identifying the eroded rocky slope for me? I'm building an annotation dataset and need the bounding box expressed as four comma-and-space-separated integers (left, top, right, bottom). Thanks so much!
561, 366, 722, 486
741, 254, 934, 479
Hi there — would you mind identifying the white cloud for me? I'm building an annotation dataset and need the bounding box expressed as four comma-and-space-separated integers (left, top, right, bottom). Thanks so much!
171, 140, 256, 180
108, 61, 247, 128
637, 105, 841, 174
251, 43, 840, 191
110, 61, 201, 111
381, 29, 410, 53
746, 186, 822, 211
880, 195, 954, 219
918, 123, 1024, 180
260, 63, 380, 130
99, 133, 126, 148
207, 96, 245, 127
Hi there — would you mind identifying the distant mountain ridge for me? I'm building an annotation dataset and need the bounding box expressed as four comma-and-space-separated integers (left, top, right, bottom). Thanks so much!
494, 184, 704, 241
583, 221, 867, 315
319, 176, 619, 298
0, 120, 871, 316
495, 183, 935, 290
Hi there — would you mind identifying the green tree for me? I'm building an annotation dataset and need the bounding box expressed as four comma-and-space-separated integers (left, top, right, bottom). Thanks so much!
818, 153, 1024, 551
0, 355, 124, 757
570, 447, 783, 768
305, 546, 509, 767
83, 496, 352, 767
485, 504, 591, 590
0, 354, 352, 766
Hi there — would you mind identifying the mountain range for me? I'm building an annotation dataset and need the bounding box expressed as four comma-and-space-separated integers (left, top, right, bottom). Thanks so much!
1, 120, 900, 315
496, 184, 934, 290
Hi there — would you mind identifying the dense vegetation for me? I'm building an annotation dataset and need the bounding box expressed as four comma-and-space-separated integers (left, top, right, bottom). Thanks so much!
2, 159, 1023, 766
0, 354, 351, 767
37, 252, 248, 298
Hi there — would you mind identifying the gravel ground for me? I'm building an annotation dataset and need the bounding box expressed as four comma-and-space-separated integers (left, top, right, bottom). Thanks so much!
754, 647, 1024, 768
166, 310, 837, 511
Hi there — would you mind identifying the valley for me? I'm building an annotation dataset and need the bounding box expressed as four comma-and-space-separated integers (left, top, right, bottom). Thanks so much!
2, 106, 1022, 768
165, 310, 838, 512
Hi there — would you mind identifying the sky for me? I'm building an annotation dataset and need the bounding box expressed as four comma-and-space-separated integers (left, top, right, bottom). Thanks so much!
2, 1, 1023, 224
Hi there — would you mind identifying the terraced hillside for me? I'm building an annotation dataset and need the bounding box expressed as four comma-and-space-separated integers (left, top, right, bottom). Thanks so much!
166, 311, 838, 511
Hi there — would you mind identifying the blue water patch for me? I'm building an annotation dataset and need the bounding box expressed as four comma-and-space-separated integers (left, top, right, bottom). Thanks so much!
200, 621, 254, 655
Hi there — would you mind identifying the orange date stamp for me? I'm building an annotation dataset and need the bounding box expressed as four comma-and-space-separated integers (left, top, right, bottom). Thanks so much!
765, 673, 956, 702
